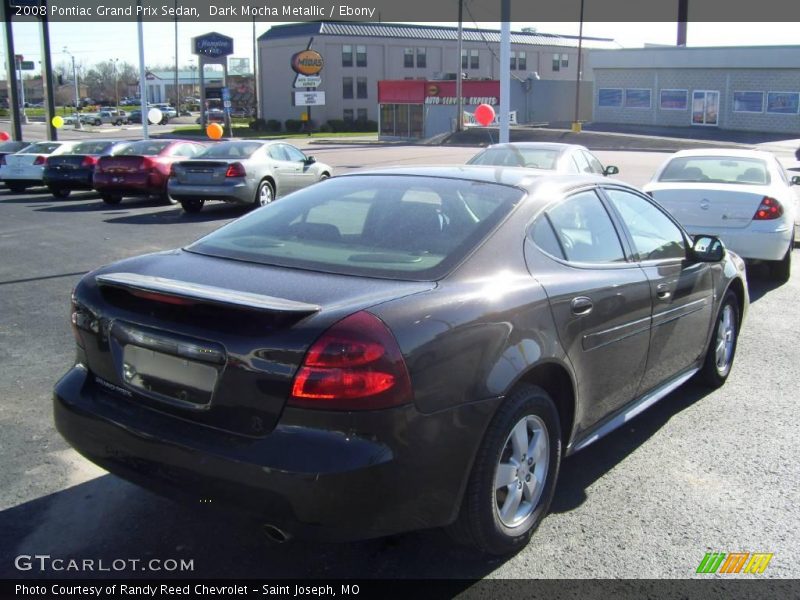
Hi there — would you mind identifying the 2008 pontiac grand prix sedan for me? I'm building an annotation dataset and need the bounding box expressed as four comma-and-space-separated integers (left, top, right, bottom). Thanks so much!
55, 166, 748, 555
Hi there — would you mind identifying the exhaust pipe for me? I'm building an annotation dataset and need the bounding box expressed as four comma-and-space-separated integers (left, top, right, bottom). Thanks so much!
263, 524, 292, 544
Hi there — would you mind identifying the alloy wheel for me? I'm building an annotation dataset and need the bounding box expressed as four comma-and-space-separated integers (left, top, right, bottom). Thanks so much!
715, 304, 736, 375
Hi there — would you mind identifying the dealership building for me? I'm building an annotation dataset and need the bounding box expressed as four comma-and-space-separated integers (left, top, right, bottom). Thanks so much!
257, 22, 619, 127
589, 45, 800, 134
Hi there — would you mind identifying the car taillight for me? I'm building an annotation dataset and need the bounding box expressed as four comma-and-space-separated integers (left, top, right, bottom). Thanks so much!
141, 156, 155, 170
225, 162, 246, 178
81, 155, 98, 167
289, 311, 413, 410
753, 197, 783, 220
128, 289, 197, 306
33, 155, 46, 165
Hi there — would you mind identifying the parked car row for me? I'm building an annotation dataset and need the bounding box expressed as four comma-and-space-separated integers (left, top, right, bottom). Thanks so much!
0, 138, 333, 212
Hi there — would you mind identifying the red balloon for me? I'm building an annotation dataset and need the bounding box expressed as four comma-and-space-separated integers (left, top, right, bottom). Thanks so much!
0, 131, 9, 141
474, 104, 496, 127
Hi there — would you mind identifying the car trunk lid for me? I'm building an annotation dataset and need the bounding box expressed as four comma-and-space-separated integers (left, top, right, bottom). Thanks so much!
647, 183, 771, 229
171, 160, 231, 185
98, 155, 151, 173
74, 250, 433, 437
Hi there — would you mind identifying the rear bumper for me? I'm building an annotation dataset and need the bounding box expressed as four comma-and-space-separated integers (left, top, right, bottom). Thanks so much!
54, 364, 499, 541
686, 225, 792, 261
168, 180, 253, 205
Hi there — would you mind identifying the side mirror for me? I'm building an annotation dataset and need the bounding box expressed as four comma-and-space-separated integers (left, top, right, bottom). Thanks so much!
790, 175, 800, 186
692, 235, 725, 262
304, 155, 316, 165
603, 165, 619, 176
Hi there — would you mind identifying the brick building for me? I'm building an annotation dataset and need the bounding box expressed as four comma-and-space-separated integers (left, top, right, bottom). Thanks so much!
589, 45, 800, 134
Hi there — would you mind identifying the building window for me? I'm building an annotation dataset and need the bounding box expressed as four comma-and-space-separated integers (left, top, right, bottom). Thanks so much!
518, 52, 527, 71
356, 45, 367, 67
342, 45, 353, 67
510, 51, 517, 70
416, 47, 426, 68
461, 49, 468, 70
598, 88, 623, 107
343, 109, 354, 122
404, 48, 414, 68
766, 91, 800, 114
356, 77, 368, 99
342, 77, 353, 99
624, 88, 652, 109
357, 108, 368, 121
552, 53, 560, 71
470, 49, 479, 69
561, 54, 569, 68
660, 89, 689, 110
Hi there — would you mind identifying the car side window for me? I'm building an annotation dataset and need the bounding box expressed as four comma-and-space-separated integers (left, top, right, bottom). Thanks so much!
571, 151, 592, 174
544, 190, 626, 263
604, 188, 686, 261
268, 145, 288, 161
282, 145, 307, 162
530, 215, 565, 259
582, 151, 605, 174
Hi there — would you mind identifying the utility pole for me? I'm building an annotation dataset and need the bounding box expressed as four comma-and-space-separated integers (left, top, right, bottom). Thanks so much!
572, 0, 585, 132
677, 0, 689, 45
137, 0, 149, 139
64, 48, 82, 130
252, 17, 258, 118
173, 0, 179, 109
455, 0, 463, 132
16, 55, 29, 124
499, 0, 510, 143
40, 9, 58, 140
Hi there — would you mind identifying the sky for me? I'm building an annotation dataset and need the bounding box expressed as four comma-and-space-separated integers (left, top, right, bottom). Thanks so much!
4, 20, 800, 75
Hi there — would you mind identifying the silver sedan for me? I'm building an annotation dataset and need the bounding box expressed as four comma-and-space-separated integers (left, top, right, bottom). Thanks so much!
168, 140, 332, 213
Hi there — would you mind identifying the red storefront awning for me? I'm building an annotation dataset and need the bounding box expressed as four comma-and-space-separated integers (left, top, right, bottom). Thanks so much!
378, 80, 501, 106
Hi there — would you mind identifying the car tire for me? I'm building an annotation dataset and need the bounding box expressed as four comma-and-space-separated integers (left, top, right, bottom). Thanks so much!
319, 173, 330, 182
770, 246, 791, 283
50, 187, 71, 199
448, 384, 561, 555
161, 192, 178, 206
93, 119, 101, 126
7, 183, 27, 193
255, 180, 275, 208
180, 199, 204, 213
101, 193, 122, 205
699, 289, 739, 388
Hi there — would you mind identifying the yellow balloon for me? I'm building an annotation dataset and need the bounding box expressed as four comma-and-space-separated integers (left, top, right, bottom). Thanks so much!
206, 123, 224, 140
52, 115, 64, 129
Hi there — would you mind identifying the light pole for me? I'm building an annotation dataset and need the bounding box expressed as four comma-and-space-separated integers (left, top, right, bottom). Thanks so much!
63, 47, 82, 129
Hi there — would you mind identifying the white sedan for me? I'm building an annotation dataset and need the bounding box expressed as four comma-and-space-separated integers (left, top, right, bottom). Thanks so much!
644, 149, 799, 283
0, 140, 80, 193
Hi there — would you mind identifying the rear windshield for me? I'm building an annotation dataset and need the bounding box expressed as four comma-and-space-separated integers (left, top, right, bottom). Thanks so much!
187, 175, 524, 280
68, 141, 117, 155
116, 141, 171, 156
658, 156, 771, 185
469, 146, 562, 170
198, 142, 263, 159
0, 141, 29, 152
23, 142, 62, 155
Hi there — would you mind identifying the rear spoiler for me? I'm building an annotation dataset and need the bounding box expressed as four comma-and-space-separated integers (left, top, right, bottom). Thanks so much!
95, 272, 321, 315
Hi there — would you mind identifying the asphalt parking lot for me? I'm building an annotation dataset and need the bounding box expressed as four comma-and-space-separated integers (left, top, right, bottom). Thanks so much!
1, 142, 799, 579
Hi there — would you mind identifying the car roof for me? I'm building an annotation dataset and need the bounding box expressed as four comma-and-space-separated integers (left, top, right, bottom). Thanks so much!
669, 148, 775, 159
338, 165, 610, 193
481, 142, 587, 152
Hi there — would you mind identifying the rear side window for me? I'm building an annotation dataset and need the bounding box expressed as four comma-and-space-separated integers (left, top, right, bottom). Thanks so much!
187, 175, 524, 280
542, 190, 626, 263
605, 188, 686, 261
117, 141, 171, 156
69, 141, 114, 155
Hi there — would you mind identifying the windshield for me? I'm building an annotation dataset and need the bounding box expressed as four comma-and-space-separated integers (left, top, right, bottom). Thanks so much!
658, 156, 771, 185
187, 175, 524, 280
23, 142, 62, 155
116, 141, 171, 156
198, 142, 263, 159
68, 141, 116, 155
468, 146, 562, 170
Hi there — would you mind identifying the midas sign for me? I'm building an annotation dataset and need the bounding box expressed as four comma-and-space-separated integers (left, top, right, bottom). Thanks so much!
291, 50, 324, 75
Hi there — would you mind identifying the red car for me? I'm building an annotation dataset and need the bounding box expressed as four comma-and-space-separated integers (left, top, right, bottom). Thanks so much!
93, 139, 207, 205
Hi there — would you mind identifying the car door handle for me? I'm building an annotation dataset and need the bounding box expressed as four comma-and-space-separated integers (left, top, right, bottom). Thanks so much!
571, 296, 593, 316
656, 284, 671, 300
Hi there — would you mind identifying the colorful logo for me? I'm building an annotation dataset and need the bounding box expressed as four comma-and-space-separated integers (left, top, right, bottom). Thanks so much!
291, 50, 324, 75
696, 552, 773, 574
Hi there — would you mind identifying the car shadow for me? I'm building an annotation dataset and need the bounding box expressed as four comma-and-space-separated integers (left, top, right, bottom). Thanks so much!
550, 380, 710, 515
35, 198, 169, 213
745, 262, 787, 303
0, 473, 500, 581
103, 204, 247, 225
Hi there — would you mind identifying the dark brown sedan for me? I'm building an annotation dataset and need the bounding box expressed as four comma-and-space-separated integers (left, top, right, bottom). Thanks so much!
55, 167, 747, 554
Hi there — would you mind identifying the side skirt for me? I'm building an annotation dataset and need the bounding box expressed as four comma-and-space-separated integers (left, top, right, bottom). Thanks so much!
566, 366, 700, 455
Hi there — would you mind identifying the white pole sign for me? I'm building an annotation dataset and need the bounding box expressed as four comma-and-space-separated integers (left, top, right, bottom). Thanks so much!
294, 91, 326, 106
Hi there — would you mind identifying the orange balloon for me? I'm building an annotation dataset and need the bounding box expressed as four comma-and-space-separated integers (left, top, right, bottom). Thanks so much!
206, 123, 224, 140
